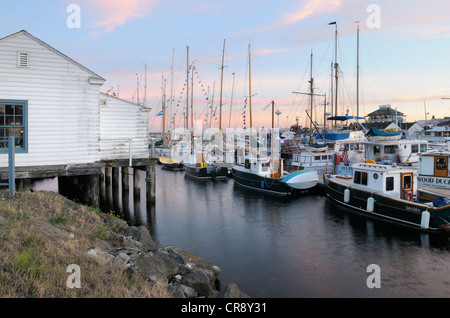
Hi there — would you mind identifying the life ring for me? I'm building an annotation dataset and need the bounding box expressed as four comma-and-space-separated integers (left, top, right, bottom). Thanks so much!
365, 160, 376, 164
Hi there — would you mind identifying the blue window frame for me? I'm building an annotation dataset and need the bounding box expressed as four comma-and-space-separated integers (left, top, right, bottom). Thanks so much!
0, 100, 28, 153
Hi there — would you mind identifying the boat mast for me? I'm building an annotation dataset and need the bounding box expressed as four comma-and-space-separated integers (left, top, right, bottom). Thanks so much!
219, 39, 225, 131
356, 21, 360, 120
228, 72, 235, 129
248, 43, 252, 134
191, 62, 194, 129
186, 46, 190, 130
309, 49, 314, 144
329, 22, 338, 129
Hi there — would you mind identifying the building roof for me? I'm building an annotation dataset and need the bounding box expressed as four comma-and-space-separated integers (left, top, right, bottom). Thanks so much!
366, 105, 405, 117
0, 30, 105, 82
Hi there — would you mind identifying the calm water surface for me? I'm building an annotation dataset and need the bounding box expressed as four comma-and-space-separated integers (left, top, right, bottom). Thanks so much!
33, 167, 450, 298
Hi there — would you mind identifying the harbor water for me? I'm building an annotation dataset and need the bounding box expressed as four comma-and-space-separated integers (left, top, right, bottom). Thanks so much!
32, 166, 450, 298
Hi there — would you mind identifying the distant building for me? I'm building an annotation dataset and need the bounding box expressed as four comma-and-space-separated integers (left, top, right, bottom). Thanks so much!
0, 30, 150, 168
366, 105, 405, 124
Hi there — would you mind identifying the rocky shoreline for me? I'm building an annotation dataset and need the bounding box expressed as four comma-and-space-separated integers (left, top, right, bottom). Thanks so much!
97, 223, 249, 298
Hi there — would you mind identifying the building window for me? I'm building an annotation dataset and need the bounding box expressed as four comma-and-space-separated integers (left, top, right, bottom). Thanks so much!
0, 100, 28, 153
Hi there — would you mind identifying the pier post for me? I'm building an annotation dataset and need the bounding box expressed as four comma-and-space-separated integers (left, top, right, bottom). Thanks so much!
146, 165, 155, 203
88, 174, 100, 207
133, 168, 141, 197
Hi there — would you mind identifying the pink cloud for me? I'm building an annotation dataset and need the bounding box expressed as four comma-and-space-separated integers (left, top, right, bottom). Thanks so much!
79, 0, 159, 36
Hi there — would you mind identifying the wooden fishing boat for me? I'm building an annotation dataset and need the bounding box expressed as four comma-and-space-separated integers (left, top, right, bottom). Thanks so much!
159, 156, 184, 171
323, 162, 450, 231
232, 156, 318, 196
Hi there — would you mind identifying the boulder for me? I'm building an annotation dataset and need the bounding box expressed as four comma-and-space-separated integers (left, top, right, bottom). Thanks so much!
167, 282, 198, 298
133, 251, 179, 282
219, 283, 250, 298
121, 226, 157, 252
180, 271, 215, 297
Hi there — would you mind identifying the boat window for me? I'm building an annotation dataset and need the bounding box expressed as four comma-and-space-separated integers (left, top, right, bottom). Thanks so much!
354, 171, 361, 184
420, 144, 427, 152
436, 158, 447, 170
411, 144, 418, 153
386, 177, 394, 191
373, 173, 378, 180
384, 145, 398, 154
321, 155, 327, 160
361, 172, 368, 185
403, 175, 412, 189
374, 145, 380, 156
354, 171, 368, 185
315, 156, 320, 161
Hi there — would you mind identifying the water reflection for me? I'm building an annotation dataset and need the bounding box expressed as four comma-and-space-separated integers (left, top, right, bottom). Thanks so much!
30, 167, 450, 297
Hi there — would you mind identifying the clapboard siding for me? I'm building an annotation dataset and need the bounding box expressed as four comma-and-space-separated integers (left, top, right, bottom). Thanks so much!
0, 30, 149, 169
99, 93, 149, 160
0, 31, 103, 167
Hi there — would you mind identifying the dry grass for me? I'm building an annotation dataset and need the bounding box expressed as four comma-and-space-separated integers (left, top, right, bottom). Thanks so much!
0, 190, 170, 298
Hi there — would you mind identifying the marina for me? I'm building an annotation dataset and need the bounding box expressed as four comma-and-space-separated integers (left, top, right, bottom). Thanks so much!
3, 2, 450, 299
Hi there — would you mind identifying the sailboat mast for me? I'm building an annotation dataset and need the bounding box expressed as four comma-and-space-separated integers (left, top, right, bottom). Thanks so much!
144, 64, 147, 108
356, 21, 360, 119
228, 72, 235, 129
219, 39, 225, 131
191, 63, 194, 129
309, 49, 314, 143
186, 46, 190, 130
248, 44, 252, 133
329, 22, 338, 129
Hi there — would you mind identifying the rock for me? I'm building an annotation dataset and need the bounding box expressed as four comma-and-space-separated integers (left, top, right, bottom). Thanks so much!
161, 246, 221, 281
219, 283, 250, 298
86, 248, 96, 256
168, 282, 198, 298
121, 226, 156, 252
133, 251, 179, 282
113, 252, 130, 267
180, 271, 215, 297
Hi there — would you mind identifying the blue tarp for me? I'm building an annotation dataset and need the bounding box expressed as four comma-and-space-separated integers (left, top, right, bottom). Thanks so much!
327, 116, 365, 121
366, 127, 401, 137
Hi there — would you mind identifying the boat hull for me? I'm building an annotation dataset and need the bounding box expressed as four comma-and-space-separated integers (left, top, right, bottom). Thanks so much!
184, 163, 228, 180
281, 169, 318, 190
323, 174, 450, 231
159, 157, 184, 171
232, 166, 292, 196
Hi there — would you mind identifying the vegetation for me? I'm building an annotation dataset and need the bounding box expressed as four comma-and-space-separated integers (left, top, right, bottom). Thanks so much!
0, 190, 169, 298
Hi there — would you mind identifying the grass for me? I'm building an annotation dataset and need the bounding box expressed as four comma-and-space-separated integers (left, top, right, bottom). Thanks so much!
0, 190, 170, 298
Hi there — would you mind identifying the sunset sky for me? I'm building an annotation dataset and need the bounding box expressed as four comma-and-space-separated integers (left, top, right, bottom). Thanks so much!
2, 0, 450, 132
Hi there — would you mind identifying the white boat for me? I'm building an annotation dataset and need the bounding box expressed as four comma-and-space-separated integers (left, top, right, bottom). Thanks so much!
364, 139, 429, 165
418, 149, 450, 194
281, 168, 318, 190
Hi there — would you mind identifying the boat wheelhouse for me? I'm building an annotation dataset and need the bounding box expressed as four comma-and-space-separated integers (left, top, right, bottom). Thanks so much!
323, 162, 450, 231
419, 126, 450, 146
418, 150, 450, 199
364, 139, 428, 165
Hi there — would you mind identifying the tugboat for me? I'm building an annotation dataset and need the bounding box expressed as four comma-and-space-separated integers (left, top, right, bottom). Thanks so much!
323, 162, 450, 231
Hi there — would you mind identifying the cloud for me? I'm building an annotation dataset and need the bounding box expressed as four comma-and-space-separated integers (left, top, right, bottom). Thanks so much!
247, 0, 341, 33
79, 0, 159, 36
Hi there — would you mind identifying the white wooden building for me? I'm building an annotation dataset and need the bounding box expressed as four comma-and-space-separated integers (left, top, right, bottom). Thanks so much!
0, 30, 150, 168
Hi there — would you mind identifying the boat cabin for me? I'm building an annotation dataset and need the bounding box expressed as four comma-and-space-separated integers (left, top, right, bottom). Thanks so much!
246, 155, 282, 178
419, 126, 450, 143
364, 140, 428, 164
351, 163, 418, 201
418, 150, 450, 189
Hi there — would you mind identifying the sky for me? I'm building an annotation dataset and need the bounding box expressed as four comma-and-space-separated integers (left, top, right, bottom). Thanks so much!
2, 0, 450, 132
